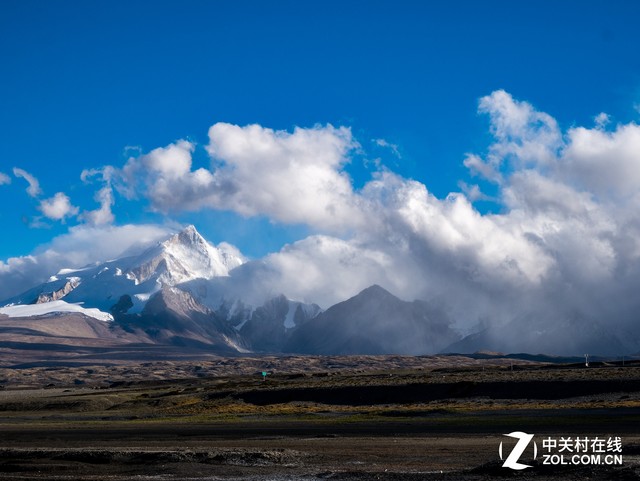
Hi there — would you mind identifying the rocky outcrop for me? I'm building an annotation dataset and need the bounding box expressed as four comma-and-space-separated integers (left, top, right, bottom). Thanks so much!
33, 279, 80, 304
118, 287, 249, 353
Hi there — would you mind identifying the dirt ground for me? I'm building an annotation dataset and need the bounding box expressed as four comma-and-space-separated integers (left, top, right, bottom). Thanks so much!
0, 356, 638, 480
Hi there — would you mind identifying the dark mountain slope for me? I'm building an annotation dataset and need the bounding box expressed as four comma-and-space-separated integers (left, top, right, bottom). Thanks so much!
285, 285, 459, 355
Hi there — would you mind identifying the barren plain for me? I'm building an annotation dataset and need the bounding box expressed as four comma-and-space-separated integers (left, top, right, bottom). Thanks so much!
0, 355, 638, 480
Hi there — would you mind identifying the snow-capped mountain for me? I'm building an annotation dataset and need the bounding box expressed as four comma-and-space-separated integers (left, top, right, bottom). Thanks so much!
0, 225, 325, 354
127, 225, 244, 286
3, 225, 245, 314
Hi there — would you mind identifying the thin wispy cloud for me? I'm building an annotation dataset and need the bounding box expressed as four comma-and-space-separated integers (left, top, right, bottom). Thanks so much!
80, 167, 116, 226
373, 138, 401, 158
80, 187, 115, 226
12, 167, 42, 197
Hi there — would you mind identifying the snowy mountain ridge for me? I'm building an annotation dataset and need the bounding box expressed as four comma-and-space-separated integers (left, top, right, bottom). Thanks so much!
2, 225, 245, 314
127, 225, 244, 286
0, 225, 326, 355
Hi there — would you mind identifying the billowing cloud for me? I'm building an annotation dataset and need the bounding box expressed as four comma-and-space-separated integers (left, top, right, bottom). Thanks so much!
262, 235, 396, 307
13, 167, 42, 197
463, 90, 562, 183
0, 172, 10, 185
206, 123, 360, 230
38, 192, 79, 222
115, 124, 362, 231
563, 122, 640, 198
215, 91, 640, 352
117, 140, 214, 212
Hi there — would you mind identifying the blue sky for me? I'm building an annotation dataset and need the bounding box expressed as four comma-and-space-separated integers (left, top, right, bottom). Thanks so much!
2, 0, 640, 261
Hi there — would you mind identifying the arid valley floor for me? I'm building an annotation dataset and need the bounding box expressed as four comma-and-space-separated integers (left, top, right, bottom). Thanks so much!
0, 355, 639, 480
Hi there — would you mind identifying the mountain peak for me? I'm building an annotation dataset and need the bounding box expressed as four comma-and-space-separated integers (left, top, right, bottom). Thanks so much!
131, 225, 243, 285
285, 283, 458, 356
357, 284, 396, 299
171, 225, 206, 247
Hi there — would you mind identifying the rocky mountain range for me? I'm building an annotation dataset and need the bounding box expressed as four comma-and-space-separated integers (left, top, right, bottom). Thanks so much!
0, 226, 459, 357
1, 225, 638, 358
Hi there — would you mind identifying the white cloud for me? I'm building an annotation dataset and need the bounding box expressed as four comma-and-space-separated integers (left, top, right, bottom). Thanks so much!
206, 123, 361, 230
13, 167, 42, 197
80, 166, 116, 225
562, 122, 640, 198
374, 138, 401, 158
0, 172, 10, 185
101, 104, 621, 321
463, 153, 504, 183
80, 166, 116, 184
135, 140, 194, 177
115, 124, 363, 231
463, 90, 562, 183
81, 186, 115, 226
38, 192, 79, 222
262, 235, 395, 307
117, 140, 215, 209
594, 112, 610, 129
457, 181, 492, 202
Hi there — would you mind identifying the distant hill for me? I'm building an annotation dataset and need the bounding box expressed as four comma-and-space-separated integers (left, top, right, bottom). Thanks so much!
285, 285, 459, 355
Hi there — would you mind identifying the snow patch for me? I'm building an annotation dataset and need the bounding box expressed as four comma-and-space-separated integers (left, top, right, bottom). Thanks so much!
57, 267, 89, 275
0, 300, 113, 322
125, 272, 139, 285
222, 335, 251, 353
134, 293, 151, 302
